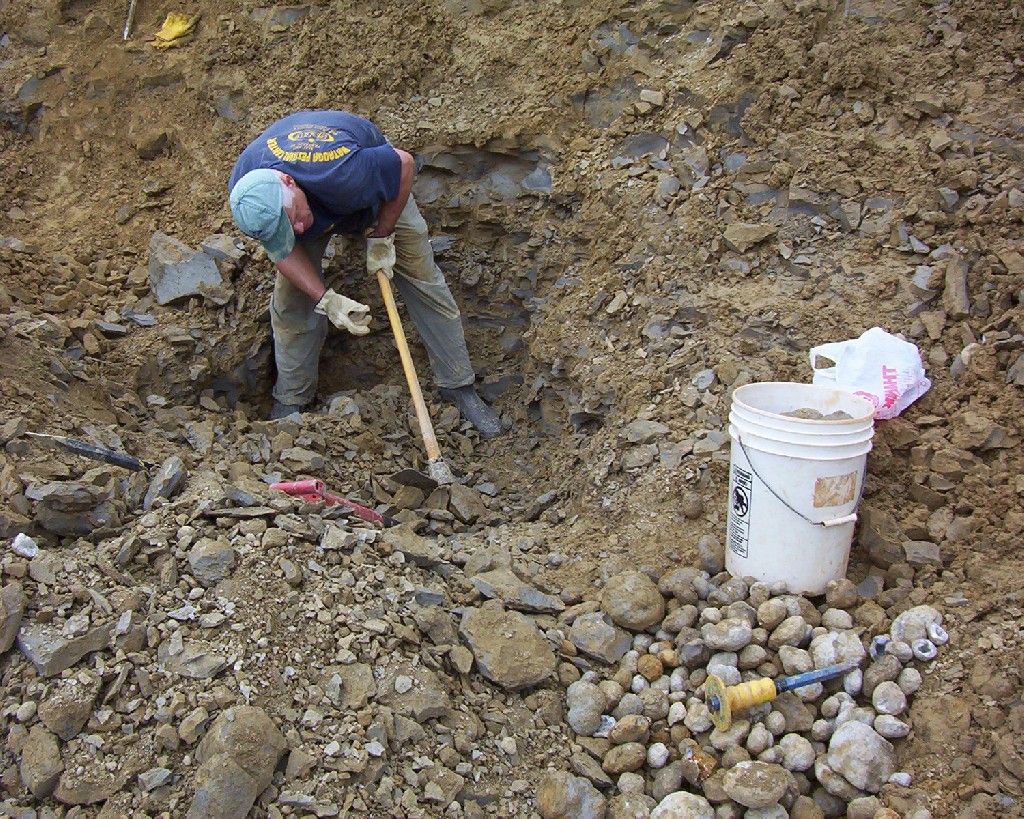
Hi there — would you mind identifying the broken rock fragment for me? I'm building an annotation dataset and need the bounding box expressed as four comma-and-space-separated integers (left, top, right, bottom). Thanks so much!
38, 671, 102, 740
537, 770, 607, 819
723, 222, 777, 253
188, 537, 237, 587
189, 706, 288, 819
158, 637, 228, 680
20, 724, 64, 798
470, 568, 565, 613
143, 456, 187, 510
569, 611, 633, 664
148, 231, 223, 305
0, 580, 27, 653
459, 606, 557, 690
17, 619, 113, 677
377, 664, 452, 720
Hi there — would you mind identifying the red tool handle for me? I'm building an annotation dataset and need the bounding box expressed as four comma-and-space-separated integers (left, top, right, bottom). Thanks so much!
271, 480, 385, 525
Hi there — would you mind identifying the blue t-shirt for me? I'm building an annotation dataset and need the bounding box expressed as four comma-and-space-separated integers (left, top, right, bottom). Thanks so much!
228, 111, 402, 238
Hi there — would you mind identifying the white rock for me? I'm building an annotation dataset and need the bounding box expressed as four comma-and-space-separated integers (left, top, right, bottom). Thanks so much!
667, 701, 687, 726
779, 733, 816, 771
684, 701, 713, 734
890, 605, 942, 643
809, 630, 866, 667
669, 668, 687, 693
843, 668, 863, 696
11, 533, 38, 558
652, 791, 715, 818
821, 608, 854, 630
647, 742, 669, 768
872, 681, 907, 715
827, 721, 896, 793
764, 711, 786, 736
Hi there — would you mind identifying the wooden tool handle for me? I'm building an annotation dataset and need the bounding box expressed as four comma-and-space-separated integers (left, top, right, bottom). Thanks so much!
376, 270, 443, 462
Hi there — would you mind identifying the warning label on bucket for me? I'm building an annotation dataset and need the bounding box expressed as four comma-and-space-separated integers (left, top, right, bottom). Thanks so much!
728, 465, 752, 558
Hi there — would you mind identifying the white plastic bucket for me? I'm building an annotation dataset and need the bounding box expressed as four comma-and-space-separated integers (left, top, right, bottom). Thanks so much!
726, 382, 876, 595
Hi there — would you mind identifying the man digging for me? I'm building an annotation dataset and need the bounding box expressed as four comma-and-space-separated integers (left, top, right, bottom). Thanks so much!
228, 110, 502, 438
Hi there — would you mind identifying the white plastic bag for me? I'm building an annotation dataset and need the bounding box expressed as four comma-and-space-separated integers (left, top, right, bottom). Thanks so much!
809, 327, 932, 419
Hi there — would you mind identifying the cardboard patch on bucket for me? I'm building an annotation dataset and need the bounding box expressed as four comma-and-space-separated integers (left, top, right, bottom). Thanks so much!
813, 471, 857, 508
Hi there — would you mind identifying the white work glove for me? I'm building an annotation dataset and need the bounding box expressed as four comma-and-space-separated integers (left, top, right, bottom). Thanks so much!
366, 235, 396, 279
313, 289, 371, 336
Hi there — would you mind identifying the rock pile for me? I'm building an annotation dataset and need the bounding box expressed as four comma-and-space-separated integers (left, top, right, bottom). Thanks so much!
540, 568, 947, 819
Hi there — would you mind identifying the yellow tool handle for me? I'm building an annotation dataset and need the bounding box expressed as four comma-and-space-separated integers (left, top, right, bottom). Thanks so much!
376, 270, 443, 463
728, 677, 778, 712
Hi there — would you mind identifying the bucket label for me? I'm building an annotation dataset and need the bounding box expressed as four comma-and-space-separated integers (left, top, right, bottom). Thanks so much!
814, 471, 857, 508
728, 465, 752, 558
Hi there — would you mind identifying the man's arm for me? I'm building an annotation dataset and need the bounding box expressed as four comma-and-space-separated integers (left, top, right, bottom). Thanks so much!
274, 244, 327, 302
368, 149, 415, 238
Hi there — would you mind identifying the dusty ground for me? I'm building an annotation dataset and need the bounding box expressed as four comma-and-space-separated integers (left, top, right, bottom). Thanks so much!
1, 0, 1023, 816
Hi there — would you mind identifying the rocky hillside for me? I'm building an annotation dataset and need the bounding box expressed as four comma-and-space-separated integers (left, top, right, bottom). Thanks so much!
0, 0, 1022, 817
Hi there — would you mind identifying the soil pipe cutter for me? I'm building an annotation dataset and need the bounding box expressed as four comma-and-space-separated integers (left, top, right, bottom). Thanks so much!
271, 479, 387, 526
706, 661, 859, 731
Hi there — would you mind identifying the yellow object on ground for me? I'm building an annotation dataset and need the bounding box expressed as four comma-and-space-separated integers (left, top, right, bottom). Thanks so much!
151, 12, 200, 49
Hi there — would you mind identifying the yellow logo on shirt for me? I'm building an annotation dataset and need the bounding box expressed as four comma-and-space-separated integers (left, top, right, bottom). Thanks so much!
266, 130, 352, 163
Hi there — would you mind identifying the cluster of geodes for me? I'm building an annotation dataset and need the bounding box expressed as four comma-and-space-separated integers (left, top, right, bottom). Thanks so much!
541, 568, 945, 818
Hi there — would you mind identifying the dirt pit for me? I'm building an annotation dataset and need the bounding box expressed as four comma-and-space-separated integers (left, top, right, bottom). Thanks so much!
1, 0, 1023, 817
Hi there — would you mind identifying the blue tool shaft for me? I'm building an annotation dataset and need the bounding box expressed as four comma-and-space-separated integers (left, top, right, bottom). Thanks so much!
775, 662, 857, 694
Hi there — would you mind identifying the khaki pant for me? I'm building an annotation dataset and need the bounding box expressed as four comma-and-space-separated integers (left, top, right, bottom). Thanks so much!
270, 195, 475, 407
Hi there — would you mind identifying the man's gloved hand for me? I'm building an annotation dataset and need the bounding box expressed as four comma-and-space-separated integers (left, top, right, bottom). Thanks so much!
313, 289, 371, 336
366, 236, 396, 279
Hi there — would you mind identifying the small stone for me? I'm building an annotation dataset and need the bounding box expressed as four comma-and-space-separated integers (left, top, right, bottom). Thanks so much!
602, 742, 647, 774
874, 714, 911, 739
637, 654, 663, 682
722, 761, 789, 808
537, 771, 607, 819
602, 571, 666, 631
566, 680, 606, 737
872, 681, 908, 715
651, 791, 714, 818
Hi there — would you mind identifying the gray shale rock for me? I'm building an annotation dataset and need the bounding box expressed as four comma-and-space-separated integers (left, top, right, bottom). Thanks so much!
188, 706, 288, 819
470, 569, 565, 613
570, 611, 633, 664
188, 537, 237, 587
17, 619, 113, 677
149, 230, 223, 305
459, 606, 557, 690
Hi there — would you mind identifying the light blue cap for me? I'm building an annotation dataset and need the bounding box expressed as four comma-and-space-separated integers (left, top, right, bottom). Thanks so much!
229, 169, 294, 262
